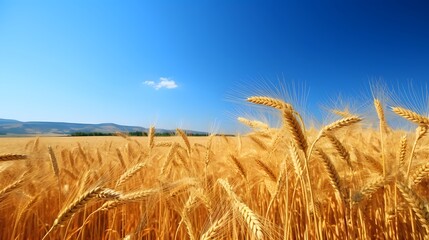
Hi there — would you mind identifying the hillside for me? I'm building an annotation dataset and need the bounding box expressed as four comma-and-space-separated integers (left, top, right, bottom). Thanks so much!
0, 118, 204, 136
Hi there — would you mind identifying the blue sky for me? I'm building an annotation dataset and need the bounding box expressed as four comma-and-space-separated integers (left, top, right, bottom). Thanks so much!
1, 1, 429, 133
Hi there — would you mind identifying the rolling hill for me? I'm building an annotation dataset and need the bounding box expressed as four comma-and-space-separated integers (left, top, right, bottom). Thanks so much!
0, 118, 204, 136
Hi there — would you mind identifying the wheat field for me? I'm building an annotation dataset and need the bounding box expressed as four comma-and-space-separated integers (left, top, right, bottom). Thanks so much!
2, 96, 429, 239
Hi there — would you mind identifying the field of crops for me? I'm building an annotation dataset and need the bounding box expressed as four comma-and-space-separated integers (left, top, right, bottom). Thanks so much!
1, 96, 429, 239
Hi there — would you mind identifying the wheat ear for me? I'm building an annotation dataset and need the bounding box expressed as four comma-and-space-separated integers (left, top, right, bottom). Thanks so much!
0, 172, 28, 200
392, 107, 429, 125
97, 188, 122, 199
155, 141, 174, 147
398, 135, 407, 171
101, 189, 159, 210
352, 178, 384, 203
234, 201, 264, 240
218, 179, 264, 240
374, 99, 389, 132
307, 116, 361, 162
160, 143, 179, 175
249, 135, 268, 151
0, 154, 27, 161
229, 155, 247, 180
43, 186, 104, 239
317, 150, 344, 202
237, 117, 269, 130
289, 142, 304, 178
410, 162, 429, 186
331, 109, 353, 118
115, 148, 127, 169
323, 116, 362, 132
374, 99, 388, 177
177, 128, 191, 156
247, 96, 289, 110
148, 125, 155, 149
115, 162, 146, 187
326, 134, 353, 170
282, 107, 307, 155
200, 211, 230, 240
48, 146, 60, 177
397, 183, 429, 234
255, 159, 277, 182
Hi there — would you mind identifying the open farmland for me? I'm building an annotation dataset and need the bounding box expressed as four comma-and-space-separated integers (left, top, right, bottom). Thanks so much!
2, 97, 429, 239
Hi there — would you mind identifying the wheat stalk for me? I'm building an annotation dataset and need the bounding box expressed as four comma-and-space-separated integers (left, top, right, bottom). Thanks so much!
406, 126, 428, 181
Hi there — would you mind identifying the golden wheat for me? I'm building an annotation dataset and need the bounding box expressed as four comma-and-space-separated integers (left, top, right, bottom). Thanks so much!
3, 92, 429, 239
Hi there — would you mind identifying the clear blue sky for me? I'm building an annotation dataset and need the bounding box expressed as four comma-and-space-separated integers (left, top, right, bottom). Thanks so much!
1, 1, 429, 133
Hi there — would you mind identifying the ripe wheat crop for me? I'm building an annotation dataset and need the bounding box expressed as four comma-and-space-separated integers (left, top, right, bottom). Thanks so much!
2, 95, 429, 239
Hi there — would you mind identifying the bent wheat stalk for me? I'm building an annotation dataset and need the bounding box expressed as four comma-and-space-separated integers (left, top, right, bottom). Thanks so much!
43, 187, 104, 239
406, 126, 427, 181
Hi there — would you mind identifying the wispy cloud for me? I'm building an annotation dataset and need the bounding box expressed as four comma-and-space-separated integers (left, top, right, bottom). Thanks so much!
143, 77, 178, 90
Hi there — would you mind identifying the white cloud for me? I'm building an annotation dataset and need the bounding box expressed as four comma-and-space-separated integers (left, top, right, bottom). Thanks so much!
143, 77, 178, 90
143, 80, 155, 86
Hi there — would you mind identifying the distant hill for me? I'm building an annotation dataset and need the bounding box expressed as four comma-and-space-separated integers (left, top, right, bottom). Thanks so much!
0, 118, 205, 136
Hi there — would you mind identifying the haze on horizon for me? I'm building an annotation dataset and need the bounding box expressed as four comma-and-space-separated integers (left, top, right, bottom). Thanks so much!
1, 1, 429, 133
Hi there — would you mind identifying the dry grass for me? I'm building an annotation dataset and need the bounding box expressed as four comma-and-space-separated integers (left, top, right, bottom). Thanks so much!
2, 97, 429, 239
